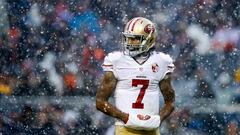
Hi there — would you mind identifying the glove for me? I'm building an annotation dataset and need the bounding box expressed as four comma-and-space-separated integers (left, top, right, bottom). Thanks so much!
124, 114, 160, 130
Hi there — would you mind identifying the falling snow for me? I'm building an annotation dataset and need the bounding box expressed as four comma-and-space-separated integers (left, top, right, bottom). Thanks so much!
0, 0, 239, 135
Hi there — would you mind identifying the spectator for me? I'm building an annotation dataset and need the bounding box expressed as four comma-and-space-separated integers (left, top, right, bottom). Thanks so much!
0, 74, 12, 95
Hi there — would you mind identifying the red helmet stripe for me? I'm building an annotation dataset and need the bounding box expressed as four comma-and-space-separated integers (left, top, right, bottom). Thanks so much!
131, 18, 140, 31
127, 19, 134, 31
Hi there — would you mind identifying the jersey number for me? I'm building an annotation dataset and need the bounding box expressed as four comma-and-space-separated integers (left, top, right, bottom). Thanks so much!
132, 79, 149, 109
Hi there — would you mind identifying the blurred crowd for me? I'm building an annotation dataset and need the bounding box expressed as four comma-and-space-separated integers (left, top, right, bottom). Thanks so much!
0, 103, 105, 135
0, 0, 240, 134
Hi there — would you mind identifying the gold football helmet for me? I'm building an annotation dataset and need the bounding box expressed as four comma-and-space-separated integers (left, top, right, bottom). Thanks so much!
123, 17, 157, 57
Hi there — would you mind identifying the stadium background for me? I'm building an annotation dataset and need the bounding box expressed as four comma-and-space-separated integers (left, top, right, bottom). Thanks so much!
0, 0, 239, 134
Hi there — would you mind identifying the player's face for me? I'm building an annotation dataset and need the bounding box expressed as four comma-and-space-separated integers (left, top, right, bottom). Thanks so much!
127, 37, 142, 45
123, 34, 145, 56
125, 36, 142, 51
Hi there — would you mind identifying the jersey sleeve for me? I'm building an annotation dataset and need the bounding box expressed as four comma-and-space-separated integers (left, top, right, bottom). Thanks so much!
101, 51, 123, 72
159, 53, 174, 78
165, 55, 174, 74
102, 54, 114, 72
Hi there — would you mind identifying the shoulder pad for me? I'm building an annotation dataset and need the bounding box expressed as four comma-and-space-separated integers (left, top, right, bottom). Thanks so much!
106, 51, 124, 63
156, 52, 173, 63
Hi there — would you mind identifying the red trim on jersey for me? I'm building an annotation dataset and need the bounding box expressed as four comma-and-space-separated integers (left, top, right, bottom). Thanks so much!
102, 64, 113, 67
131, 18, 140, 31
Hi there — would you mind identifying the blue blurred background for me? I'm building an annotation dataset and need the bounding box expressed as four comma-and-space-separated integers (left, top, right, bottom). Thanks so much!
0, 0, 239, 134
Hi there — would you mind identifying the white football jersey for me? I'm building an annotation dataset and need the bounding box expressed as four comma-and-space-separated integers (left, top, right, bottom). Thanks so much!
102, 51, 174, 125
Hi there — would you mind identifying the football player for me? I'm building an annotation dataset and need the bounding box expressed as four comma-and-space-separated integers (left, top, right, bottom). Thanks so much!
96, 17, 175, 135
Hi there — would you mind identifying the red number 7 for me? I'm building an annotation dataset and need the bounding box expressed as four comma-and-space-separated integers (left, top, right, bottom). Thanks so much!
132, 79, 149, 109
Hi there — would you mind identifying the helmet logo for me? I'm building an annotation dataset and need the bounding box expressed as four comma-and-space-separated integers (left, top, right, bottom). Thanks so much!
144, 24, 155, 34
